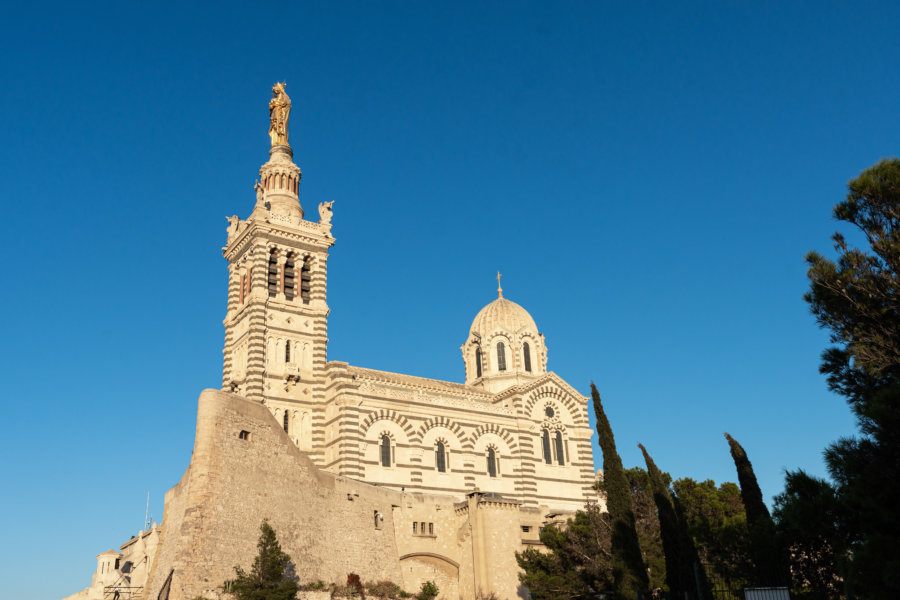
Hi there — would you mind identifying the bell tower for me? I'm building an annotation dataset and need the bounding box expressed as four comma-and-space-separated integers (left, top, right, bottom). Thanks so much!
221, 82, 334, 460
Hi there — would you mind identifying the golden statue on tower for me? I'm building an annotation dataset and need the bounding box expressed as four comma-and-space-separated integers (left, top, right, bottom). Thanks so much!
268, 82, 291, 147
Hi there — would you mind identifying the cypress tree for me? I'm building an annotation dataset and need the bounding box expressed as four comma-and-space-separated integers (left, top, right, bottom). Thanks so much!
591, 383, 648, 597
639, 444, 711, 600
639, 444, 688, 597
724, 433, 789, 587
230, 519, 299, 600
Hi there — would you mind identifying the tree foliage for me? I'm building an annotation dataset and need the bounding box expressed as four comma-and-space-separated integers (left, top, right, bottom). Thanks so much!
773, 470, 844, 599
590, 383, 649, 597
620, 466, 667, 590
802, 158, 900, 597
416, 580, 439, 600
672, 477, 752, 585
805, 158, 900, 378
516, 503, 613, 600
724, 433, 789, 587
639, 444, 711, 599
230, 520, 299, 600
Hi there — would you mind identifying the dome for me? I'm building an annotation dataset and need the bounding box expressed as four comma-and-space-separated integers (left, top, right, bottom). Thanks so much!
461, 282, 548, 390
469, 296, 539, 338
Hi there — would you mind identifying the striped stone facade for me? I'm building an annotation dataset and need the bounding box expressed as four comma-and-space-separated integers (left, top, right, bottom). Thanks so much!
63, 90, 604, 600
221, 141, 598, 514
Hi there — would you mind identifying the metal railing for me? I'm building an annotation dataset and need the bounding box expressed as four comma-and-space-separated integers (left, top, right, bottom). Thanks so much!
103, 586, 143, 600
744, 588, 789, 600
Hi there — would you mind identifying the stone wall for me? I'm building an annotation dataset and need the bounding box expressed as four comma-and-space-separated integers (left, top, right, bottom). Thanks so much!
144, 468, 190, 598
143, 388, 575, 600
147, 389, 404, 600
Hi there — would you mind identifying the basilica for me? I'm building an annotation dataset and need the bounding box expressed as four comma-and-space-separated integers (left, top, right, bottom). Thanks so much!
64, 84, 600, 600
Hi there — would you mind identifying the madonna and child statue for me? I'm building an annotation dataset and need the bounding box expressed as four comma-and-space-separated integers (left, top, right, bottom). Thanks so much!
268, 82, 291, 148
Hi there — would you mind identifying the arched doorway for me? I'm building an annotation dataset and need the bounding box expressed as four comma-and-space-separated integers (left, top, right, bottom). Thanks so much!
399, 553, 460, 600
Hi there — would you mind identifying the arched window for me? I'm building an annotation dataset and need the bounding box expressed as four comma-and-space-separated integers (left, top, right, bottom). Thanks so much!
475, 347, 483, 378
299, 257, 312, 304
267, 251, 279, 298
284, 255, 296, 301
523, 342, 532, 372
283, 411, 289, 433
487, 447, 498, 478
436, 442, 447, 473
542, 430, 552, 464
555, 431, 565, 466
380, 435, 392, 467
496, 342, 507, 371
285, 341, 291, 363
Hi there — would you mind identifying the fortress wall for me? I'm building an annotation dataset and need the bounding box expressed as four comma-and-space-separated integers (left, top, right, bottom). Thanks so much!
148, 389, 404, 600
476, 500, 527, 597
145, 467, 190, 598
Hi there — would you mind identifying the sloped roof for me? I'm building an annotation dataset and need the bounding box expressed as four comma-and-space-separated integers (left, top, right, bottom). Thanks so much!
348, 365, 493, 399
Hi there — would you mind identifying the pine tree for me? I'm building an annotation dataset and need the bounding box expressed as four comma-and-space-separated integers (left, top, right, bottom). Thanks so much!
803, 158, 900, 597
230, 520, 299, 600
516, 504, 612, 600
773, 470, 844, 598
639, 444, 711, 600
591, 383, 648, 597
724, 433, 788, 587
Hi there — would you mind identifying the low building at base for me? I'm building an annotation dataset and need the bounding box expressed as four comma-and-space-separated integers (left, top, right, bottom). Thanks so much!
63, 525, 160, 600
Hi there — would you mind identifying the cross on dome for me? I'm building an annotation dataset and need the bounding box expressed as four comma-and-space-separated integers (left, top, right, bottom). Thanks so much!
497, 271, 503, 299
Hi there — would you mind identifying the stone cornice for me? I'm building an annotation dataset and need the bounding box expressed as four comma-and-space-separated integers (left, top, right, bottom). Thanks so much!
223, 218, 334, 262
347, 366, 493, 399
327, 363, 517, 415
495, 371, 587, 404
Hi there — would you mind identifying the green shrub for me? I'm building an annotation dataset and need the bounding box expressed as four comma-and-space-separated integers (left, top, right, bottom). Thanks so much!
415, 580, 438, 600
365, 580, 405, 599
331, 584, 358, 597
304, 580, 327, 590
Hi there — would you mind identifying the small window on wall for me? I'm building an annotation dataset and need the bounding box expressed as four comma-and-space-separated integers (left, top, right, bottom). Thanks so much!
381, 435, 392, 467
239, 430, 251, 440
523, 342, 532, 372
413, 522, 417, 534
285, 341, 291, 363
496, 342, 507, 371
487, 447, 498, 478
428, 523, 434, 535
542, 430, 552, 464
436, 442, 447, 473
475, 347, 483, 378
555, 431, 565, 466
283, 412, 289, 433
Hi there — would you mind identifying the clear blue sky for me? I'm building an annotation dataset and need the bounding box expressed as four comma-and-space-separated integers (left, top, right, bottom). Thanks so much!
1, 2, 896, 598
